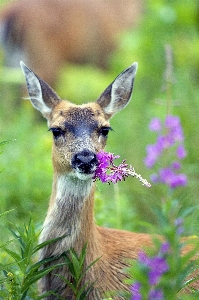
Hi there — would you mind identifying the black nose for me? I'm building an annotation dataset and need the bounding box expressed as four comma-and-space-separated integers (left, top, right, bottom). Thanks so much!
72, 149, 98, 174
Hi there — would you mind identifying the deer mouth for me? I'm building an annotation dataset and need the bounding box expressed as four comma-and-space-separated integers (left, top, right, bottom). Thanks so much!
71, 149, 98, 178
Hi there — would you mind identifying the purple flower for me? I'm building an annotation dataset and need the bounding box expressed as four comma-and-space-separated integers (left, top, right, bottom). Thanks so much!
159, 167, 187, 189
150, 173, 159, 183
172, 161, 181, 170
149, 118, 162, 132
144, 143, 162, 168
149, 289, 164, 300
174, 218, 184, 235
176, 144, 187, 159
138, 251, 150, 265
160, 242, 170, 254
130, 243, 169, 300
94, 150, 151, 187
148, 256, 169, 285
165, 115, 184, 142
93, 151, 120, 183
170, 173, 187, 189
131, 282, 142, 300
165, 115, 180, 129
171, 126, 184, 142
144, 114, 187, 189
108, 167, 123, 183
138, 245, 169, 285
157, 134, 174, 149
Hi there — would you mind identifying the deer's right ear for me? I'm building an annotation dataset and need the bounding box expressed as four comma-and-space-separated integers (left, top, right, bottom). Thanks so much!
20, 61, 61, 118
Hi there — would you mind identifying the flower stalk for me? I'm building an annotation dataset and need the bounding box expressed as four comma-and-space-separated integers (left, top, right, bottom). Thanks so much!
93, 151, 151, 188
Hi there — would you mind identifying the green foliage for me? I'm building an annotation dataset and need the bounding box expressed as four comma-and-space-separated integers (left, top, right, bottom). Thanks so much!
56, 245, 100, 300
125, 198, 199, 299
0, 218, 99, 299
0, 105, 52, 226
122, 39, 199, 297
0, 219, 68, 299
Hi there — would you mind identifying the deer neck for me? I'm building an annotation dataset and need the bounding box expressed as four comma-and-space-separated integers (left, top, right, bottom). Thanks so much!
40, 172, 98, 257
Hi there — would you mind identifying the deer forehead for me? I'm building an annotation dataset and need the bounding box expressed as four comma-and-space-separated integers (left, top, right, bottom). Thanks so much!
49, 101, 110, 130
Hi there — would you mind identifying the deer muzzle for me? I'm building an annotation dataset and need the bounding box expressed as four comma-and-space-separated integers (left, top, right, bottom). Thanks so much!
72, 149, 98, 176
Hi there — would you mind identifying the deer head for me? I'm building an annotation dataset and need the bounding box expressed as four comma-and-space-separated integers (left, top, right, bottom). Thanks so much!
20, 61, 138, 181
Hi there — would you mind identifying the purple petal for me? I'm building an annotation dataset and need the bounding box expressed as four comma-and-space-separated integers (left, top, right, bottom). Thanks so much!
159, 167, 187, 189
149, 118, 162, 132
173, 127, 184, 142
138, 251, 150, 265
109, 171, 123, 184
159, 167, 174, 184
170, 173, 187, 189
174, 218, 184, 235
131, 282, 142, 300
176, 144, 187, 159
148, 257, 169, 285
157, 134, 175, 149
149, 289, 164, 300
172, 161, 181, 170
160, 242, 170, 254
165, 115, 180, 129
150, 173, 159, 183
144, 143, 162, 168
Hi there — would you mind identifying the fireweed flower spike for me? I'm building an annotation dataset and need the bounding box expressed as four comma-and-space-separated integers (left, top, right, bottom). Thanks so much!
130, 242, 170, 300
93, 150, 151, 188
144, 115, 187, 189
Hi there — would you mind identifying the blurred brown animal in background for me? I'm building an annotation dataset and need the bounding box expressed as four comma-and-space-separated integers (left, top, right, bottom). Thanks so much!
0, 0, 143, 87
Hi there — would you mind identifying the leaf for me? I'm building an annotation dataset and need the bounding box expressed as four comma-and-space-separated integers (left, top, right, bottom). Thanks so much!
181, 206, 199, 219
78, 281, 95, 300
35, 290, 65, 300
0, 238, 15, 250
54, 274, 77, 294
84, 257, 101, 274
3, 248, 25, 271
5, 225, 26, 253
26, 255, 64, 276
21, 262, 67, 294
33, 235, 68, 254
0, 209, 14, 218
0, 140, 12, 147
181, 262, 199, 290
78, 244, 88, 269
23, 238, 34, 263
63, 253, 76, 279
0, 261, 18, 272
79, 256, 101, 286
69, 250, 82, 281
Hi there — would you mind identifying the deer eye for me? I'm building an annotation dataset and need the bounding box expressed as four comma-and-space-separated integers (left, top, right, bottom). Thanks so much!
99, 127, 112, 137
49, 127, 65, 139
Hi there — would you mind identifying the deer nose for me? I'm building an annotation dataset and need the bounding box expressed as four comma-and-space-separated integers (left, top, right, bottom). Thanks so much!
72, 149, 98, 174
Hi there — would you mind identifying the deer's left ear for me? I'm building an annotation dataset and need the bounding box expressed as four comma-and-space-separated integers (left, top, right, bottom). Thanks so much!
96, 62, 138, 118
20, 61, 61, 119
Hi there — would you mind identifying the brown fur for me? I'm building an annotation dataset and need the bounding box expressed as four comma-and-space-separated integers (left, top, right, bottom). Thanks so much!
20, 62, 199, 299
0, 0, 143, 86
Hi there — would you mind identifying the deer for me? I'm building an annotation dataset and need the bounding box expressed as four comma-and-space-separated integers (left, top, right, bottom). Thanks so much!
0, 0, 143, 87
20, 61, 199, 299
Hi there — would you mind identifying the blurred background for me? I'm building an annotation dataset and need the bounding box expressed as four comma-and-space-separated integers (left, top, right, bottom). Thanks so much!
0, 0, 199, 237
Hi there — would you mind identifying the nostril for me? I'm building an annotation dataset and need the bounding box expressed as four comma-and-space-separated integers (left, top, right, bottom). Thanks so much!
72, 150, 98, 174
76, 151, 97, 164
